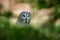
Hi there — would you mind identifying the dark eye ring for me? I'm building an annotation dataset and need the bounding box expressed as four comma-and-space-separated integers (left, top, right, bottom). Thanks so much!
23, 15, 25, 17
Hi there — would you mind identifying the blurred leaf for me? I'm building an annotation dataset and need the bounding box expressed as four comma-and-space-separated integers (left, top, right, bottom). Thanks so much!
0, 3, 3, 9
36, 0, 48, 9
4, 10, 13, 18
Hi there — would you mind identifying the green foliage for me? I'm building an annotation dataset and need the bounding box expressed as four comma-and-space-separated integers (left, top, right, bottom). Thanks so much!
0, 16, 60, 40
0, 10, 13, 18
36, 0, 60, 9
0, 2, 60, 40
4, 10, 13, 18
36, 0, 48, 9
58, 0, 60, 4
17, 0, 60, 9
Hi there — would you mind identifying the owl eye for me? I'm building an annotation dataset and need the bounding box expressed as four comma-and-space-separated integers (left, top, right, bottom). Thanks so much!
23, 15, 25, 17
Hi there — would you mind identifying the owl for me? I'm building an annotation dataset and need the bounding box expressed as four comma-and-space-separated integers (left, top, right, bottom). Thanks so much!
16, 11, 31, 27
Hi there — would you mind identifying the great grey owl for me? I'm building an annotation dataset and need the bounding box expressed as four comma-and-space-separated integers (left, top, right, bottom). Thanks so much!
16, 11, 31, 27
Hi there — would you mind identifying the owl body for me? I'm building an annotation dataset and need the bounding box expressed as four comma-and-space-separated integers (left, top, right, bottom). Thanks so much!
16, 11, 31, 27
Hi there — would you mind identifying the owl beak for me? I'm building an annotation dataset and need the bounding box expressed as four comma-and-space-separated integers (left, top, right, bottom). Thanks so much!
25, 18, 28, 23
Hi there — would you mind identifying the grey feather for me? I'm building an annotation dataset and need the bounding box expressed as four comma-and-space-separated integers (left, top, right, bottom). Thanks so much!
16, 11, 31, 27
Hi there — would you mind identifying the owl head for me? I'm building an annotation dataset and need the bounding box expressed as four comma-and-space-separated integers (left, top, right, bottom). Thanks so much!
17, 11, 31, 24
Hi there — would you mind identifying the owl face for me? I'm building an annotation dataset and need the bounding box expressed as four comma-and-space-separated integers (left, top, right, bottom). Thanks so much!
19, 11, 31, 23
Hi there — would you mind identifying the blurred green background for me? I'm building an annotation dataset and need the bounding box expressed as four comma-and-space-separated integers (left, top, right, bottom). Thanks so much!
0, 0, 60, 40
